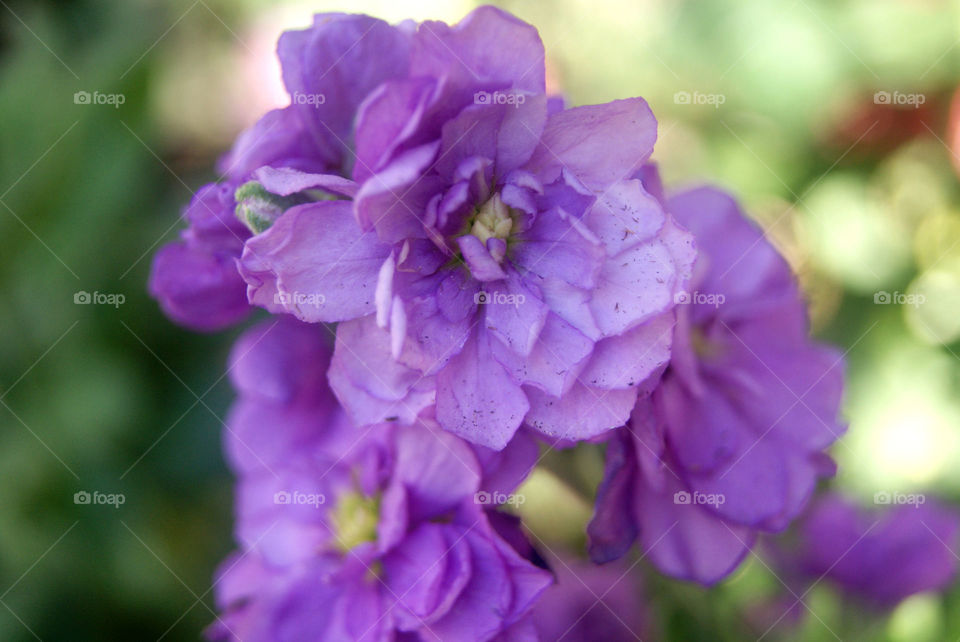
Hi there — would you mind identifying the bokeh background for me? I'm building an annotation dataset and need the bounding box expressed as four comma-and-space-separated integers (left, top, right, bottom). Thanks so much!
2, 0, 960, 639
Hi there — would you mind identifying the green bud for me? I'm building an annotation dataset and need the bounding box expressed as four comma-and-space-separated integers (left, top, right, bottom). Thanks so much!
234, 181, 307, 234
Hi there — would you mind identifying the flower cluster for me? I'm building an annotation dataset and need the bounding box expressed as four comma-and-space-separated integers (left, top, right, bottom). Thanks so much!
149, 6, 855, 640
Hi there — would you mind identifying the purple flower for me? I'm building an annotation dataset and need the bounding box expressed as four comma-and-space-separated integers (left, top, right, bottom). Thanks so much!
150, 13, 413, 331
789, 495, 959, 607
210, 318, 551, 641
214, 424, 552, 642
588, 177, 845, 584
236, 7, 695, 449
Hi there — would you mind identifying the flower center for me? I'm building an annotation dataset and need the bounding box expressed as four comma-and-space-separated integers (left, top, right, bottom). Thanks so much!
331, 491, 380, 553
470, 193, 513, 244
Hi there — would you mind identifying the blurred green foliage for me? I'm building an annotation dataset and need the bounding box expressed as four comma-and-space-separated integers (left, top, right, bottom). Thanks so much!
2, 0, 960, 639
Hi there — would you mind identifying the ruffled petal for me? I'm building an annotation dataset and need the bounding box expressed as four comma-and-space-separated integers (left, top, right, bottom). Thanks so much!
149, 241, 250, 331
525, 382, 637, 441
278, 13, 412, 170
328, 316, 435, 426
436, 326, 530, 450
239, 201, 389, 322
527, 98, 657, 191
